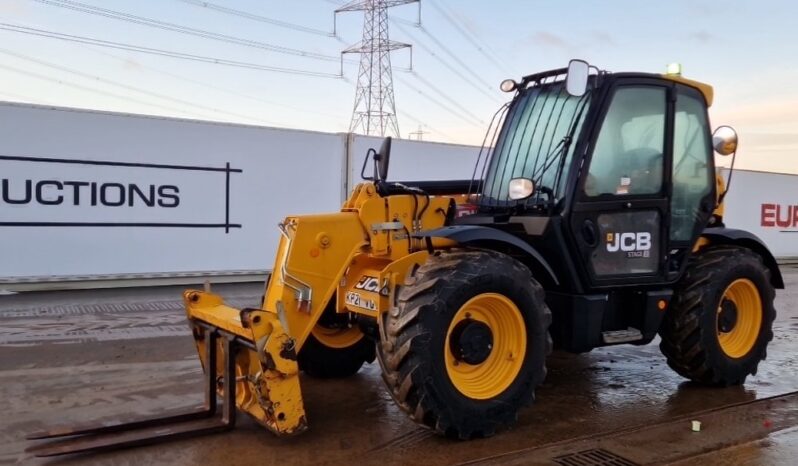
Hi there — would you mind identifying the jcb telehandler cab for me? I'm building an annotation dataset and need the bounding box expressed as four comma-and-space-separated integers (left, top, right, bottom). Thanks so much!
28, 60, 783, 456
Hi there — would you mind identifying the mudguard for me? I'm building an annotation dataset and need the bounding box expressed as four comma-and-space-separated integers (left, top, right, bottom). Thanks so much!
702, 227, 785, 289
415, 225, 559, 285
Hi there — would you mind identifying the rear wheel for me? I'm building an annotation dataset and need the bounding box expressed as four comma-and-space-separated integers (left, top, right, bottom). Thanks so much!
378, 250, 552, 439
299, 309, 375, 379
659, 245, 776, 385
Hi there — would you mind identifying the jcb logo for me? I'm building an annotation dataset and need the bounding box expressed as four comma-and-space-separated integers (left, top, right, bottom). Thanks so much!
354, 275, 390, 296
606, 232, 652, 253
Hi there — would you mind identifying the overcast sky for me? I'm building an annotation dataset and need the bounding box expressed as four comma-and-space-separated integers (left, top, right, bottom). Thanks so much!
1, 0, 796, 173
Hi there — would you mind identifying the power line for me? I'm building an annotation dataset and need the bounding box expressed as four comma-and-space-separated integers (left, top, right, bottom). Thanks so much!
0, 23, 343, 78
391, 16, 421, 27
177, 0, 334, 36
409, 72, 484, 124
0, 63, 210, 120
81, 42, 347, 123
428, 0, 515, 76
391, 19, 501, 105
32, 0, 347, 63
394, 73, 482, 127
0, 49, 280, 125
0, 89, 52, 105
126, 66, 345, 122
412, 22, 497, 92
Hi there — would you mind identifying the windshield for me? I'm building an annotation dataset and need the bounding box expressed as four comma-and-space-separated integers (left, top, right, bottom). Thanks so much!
479, 82, 591, 208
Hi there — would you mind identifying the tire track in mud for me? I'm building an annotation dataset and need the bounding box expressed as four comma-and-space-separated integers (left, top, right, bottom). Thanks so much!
368, 428, 435, 452
0, 297, 259, 346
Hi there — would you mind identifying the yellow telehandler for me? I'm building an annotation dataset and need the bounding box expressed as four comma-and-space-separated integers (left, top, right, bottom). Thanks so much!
27, 60, 783, 456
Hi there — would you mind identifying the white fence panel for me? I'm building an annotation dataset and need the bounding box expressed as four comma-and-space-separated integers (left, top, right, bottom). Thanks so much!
3, 102, 792, 287
0, 103, 346, 280
720, 168, 798, 258
348, 135, 481, 188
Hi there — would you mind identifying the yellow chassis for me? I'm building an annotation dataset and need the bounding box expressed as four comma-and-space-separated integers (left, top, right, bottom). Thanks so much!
184, 182, 458, 434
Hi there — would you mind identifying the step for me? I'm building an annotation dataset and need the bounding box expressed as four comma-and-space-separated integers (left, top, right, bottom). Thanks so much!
601, 327, 643, 344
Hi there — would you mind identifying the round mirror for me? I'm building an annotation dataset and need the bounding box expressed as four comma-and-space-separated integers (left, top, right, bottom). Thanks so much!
712, 126, 738, 156
377, 136, 392, 181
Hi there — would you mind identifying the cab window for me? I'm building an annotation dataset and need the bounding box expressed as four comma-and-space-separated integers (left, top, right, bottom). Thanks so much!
670, 89, 713, 241
585, 87, 667, 196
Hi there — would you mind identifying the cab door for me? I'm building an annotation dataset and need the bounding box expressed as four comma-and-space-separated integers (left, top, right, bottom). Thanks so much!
664, 84, 716, 278
569, 81, 673, 288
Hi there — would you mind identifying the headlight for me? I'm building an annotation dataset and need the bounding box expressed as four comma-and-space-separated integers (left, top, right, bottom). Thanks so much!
500, 79, 518, 93
508, 178, 535, 200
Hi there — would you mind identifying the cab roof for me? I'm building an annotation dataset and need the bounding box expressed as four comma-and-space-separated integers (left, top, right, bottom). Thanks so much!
661, 74, 714, 106
519, 67, 715, 107
598, 72, 714, 107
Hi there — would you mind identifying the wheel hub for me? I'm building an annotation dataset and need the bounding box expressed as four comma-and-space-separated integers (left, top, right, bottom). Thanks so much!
716, 278, 763, 359
445, 293, 527, 400
449, 319, 494, 365
717, 299, 738, 333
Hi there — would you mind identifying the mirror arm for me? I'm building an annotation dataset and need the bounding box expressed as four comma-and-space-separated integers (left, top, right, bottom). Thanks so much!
718, 149, 737, 205
361, 148, 377, 181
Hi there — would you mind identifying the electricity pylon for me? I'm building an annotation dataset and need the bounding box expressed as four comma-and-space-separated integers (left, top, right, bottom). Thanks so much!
335, 0, 418, 137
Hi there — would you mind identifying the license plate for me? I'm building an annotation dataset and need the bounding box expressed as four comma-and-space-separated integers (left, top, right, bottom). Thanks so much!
345, 291, 376, 311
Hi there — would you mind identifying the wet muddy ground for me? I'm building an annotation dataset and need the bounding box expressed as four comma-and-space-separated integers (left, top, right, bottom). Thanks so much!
1, 267, 797, 465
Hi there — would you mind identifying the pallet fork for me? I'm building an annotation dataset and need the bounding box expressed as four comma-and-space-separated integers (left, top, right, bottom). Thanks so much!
26, 327, 241, 457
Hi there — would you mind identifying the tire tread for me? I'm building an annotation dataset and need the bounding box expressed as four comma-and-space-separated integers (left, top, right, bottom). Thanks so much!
378, 249, 552, 439
659, 245, 776, 385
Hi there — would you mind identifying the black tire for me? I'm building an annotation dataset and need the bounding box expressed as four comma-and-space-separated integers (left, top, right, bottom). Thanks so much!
378, 249, 552, 439
659, 245, 776, 386
298, 329, 376, 379
298, 300, 376, 378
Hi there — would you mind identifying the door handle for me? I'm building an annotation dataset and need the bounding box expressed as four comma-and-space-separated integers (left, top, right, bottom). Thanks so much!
581, 220, 599, 247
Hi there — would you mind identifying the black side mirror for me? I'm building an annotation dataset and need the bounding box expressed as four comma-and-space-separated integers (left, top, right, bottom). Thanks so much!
376, 137, 392, 181
361, 137, 392, 182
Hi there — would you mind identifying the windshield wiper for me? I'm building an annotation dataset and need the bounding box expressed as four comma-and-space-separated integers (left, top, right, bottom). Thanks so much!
517, 136, 571, 209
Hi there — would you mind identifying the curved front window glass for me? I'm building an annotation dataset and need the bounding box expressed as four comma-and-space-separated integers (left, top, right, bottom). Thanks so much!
480, 83, 591, 207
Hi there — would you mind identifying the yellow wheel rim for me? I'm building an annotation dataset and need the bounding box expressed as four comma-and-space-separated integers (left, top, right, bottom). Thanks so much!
311, 325, 364, 349
445, 293, 527, 400
717, 278, 762, 359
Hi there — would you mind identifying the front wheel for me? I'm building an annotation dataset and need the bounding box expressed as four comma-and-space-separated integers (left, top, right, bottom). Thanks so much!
378, 250, 552, 439
659, 245, 776, 386
298, 321, 375, 379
